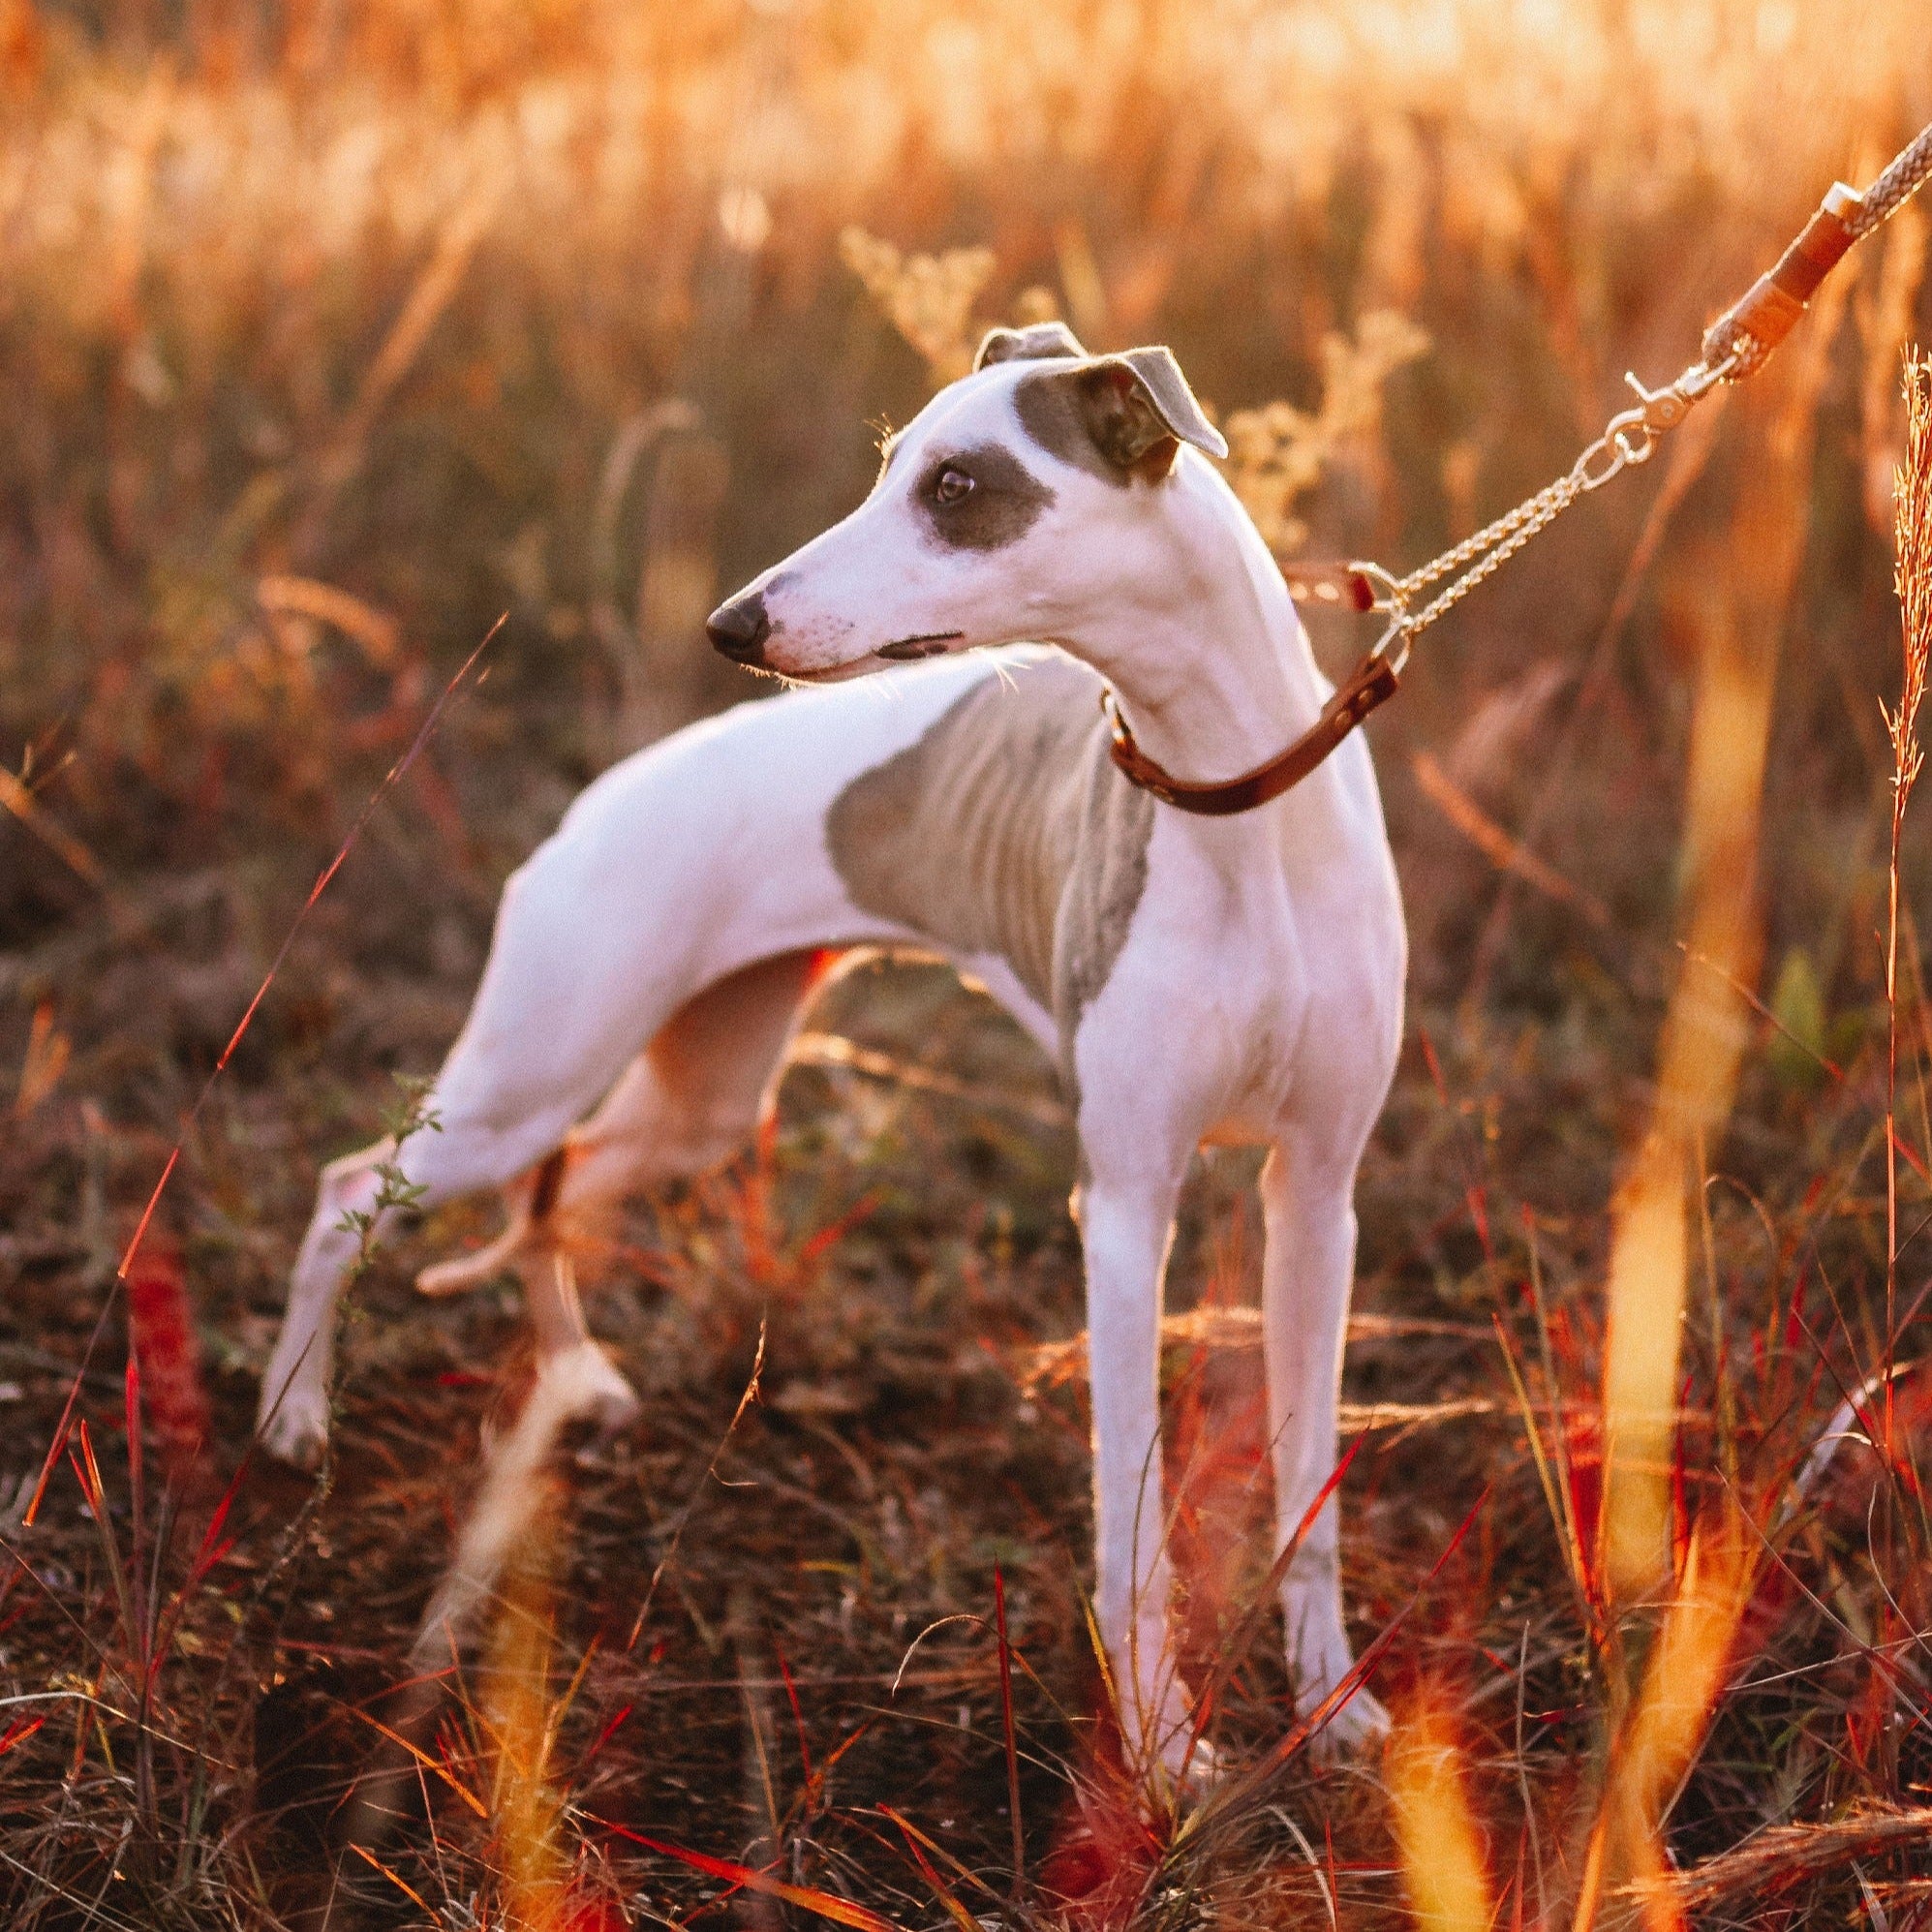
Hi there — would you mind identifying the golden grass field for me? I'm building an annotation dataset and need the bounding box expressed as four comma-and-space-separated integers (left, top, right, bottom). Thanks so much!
3, 0, 1932, 1924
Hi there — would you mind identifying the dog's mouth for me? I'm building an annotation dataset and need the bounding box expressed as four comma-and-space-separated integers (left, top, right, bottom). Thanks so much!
874, 630, 965, 662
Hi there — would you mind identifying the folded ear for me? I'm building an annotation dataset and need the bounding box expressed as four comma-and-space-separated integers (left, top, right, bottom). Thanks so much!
1079, 348, 1228, 474
974, 321, 1089, 369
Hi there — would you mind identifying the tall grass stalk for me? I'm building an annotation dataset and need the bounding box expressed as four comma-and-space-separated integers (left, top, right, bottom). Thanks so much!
1597, 297, 1844, 1608
1385, 1689, 1492, 1932
1885, 351, 1932, 1458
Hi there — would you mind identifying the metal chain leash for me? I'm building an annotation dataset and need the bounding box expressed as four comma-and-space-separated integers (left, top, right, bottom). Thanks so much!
1340, 115, 1932, 678
1348, 346, 1735, 670
1110, 115, 1932, 817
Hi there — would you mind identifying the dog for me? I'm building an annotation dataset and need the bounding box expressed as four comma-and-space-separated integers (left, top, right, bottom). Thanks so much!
257, 322, 1406, 1778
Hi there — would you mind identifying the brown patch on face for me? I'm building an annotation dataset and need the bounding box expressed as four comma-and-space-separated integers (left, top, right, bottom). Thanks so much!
825, 659, 1153, 1042
914, 443, 1057, 551
1015, 349, 1225, 483
1015, 369, 1122, 484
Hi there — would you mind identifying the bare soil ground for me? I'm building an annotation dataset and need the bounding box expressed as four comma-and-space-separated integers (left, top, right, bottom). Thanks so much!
5, 5, 1932, 1922
3, 747, 1922, 1924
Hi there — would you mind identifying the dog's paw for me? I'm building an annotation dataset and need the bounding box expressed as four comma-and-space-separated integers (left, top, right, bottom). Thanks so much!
542, 1342, 643, 1434
584, 1374, 644, 1435
1159, 1729, 1223, 1797
1303, 1683, 1391, 1763
1121, 1680, 1223, 1805
258, 1395, 330, 1472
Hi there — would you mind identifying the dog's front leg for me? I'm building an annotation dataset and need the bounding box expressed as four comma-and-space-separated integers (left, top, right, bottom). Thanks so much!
1260, 1136, 1389, 1754
1078, 1169, 1201, 1781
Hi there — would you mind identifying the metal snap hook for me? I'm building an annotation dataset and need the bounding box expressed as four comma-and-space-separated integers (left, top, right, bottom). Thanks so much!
1346, 561, 1414, 674
1352, 560, 1405, 614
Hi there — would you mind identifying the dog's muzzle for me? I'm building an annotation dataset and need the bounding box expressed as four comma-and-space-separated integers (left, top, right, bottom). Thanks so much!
707, 593, 771, 666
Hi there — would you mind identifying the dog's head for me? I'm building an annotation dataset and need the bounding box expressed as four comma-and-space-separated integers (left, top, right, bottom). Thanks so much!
705, 324, 1229, 680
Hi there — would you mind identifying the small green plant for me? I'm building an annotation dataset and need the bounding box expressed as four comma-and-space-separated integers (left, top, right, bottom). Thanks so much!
336, 1072, 443, 1279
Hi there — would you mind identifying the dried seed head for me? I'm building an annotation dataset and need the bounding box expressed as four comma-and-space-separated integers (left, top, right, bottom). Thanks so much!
840, 227, 997, 386
1889, 351, 1932, 798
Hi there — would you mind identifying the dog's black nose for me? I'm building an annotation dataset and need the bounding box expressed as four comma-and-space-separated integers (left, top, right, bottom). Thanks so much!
706, 593, 770, 666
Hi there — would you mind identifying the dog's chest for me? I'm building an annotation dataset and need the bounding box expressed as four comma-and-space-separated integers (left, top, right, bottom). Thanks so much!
824, 659, 1154, 1019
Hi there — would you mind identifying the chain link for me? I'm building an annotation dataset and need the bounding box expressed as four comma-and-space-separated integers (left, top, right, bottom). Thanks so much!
1393, 473, 1579, 600
1360, 354, 1732, 662
1403, 471, 1586, 634
1329, 116, 1932, 686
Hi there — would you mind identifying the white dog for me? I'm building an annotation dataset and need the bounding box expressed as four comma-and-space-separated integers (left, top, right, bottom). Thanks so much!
258, 323, 1406, 1777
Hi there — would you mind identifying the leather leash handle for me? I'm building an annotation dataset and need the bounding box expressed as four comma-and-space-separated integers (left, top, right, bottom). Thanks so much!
1702, 182, 1863, 375
1105, 649, 1400, 816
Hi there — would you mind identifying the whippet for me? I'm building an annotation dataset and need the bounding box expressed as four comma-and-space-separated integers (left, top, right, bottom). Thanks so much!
257, 322, 1407, 1776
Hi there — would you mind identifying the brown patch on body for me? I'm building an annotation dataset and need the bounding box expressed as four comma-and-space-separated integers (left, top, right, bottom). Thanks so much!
825, 659, 1154, 1049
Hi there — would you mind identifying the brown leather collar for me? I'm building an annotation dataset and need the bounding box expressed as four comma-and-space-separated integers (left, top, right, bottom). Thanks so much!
1102, 648, 1401, 816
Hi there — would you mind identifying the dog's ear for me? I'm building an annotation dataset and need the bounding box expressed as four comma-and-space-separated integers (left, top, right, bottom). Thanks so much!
1014, 344, 1228, 483
973, 322, 1089, 369
1076, 349, 1227, 476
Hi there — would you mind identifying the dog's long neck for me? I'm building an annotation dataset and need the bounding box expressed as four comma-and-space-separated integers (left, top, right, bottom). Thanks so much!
1070, 458, 1330, 795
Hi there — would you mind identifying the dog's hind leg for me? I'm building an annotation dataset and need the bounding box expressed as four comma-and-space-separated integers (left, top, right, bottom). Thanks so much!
1260, 1132, 1389, 1754
414, 946, 831, 1339
529, 946, 831, 1225
258, 1138, 400, 1468
516, 1240, 645, 1437
257, 1097, 591, 1470
260, 952, 827, 1469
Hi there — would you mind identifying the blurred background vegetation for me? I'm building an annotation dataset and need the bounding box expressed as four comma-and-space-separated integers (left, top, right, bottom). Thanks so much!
4, 2, 1932, 1925
2, 0, 1923, 957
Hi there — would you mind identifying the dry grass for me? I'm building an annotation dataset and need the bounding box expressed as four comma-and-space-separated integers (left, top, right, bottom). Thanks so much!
4, 1, 1932, 1925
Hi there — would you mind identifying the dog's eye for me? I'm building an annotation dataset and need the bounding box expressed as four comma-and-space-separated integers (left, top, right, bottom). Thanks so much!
933, 467, 974, 506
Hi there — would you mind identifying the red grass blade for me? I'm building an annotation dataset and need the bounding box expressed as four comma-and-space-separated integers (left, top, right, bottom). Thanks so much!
21, 1293, 118, 1529
145, 1453, 251, 1687
122, 1352, 145, 1660
875, 1803, 1001, 1901
579, 1701, 632, 1770
345, 1705, 488, 1818
795, 1192, 881, 1270
0, 1713, 46, 1760
596, 1820, 896, 1931
778, 1652, 813, 1788
67, 1425, 138, 1671
879, 1805, 982, 1932
350, 1840, 432, 1912
125, 1235, 210, 1487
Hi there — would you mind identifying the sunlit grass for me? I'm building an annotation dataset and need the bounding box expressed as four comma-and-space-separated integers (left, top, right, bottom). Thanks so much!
2, 1, 1931, 1926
